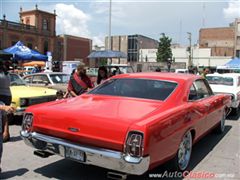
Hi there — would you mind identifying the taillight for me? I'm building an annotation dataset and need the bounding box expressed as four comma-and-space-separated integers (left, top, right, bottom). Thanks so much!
125, 131, 144, 157
22, 113, 33, 132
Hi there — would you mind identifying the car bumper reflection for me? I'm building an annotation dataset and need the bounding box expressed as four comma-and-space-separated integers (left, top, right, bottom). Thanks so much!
20, 131, 150, 175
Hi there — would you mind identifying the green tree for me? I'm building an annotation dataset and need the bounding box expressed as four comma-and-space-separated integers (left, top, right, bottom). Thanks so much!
156, 33, 173, 62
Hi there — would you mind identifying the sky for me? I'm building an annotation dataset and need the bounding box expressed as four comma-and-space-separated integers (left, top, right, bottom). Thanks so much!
0, 0, 240, 47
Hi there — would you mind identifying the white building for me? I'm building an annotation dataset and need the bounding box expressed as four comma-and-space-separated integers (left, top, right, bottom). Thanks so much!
139, 46, 232, 68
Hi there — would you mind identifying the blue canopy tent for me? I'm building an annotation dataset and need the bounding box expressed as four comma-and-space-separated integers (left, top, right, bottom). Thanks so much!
4, 41, 48, 61
0, 50, 13, 60
224, 57, 240, 68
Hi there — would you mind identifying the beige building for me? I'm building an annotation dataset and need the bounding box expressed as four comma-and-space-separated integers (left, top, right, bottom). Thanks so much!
139, 47, 231, 68
105, 34, 159, 63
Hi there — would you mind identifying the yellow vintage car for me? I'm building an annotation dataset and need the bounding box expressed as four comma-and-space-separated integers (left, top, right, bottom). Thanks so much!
10, 73, 57, 115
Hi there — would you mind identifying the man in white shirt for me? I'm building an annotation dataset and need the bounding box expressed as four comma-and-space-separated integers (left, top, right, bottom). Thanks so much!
44, 67, 52, 73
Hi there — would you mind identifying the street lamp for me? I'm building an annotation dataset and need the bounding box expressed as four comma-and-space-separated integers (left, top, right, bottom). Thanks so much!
167, 57, 174, 72
108, 0, 112, 50
187, 32, 192, 67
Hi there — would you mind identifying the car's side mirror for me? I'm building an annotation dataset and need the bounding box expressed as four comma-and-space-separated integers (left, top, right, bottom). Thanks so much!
43, 81, 49, 86
189, 90, 198, 101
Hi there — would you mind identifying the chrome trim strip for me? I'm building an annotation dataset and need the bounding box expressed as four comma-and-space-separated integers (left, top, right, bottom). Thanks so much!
14, 108, 25, 115
20, 131, 150, 175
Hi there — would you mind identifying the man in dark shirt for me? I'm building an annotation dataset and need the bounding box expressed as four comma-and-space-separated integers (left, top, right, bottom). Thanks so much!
67, 65, 93, 97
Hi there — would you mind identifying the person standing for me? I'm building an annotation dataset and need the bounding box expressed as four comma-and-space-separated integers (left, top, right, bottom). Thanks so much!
31, 65, 38, 74
0, 103, 15, 172
201, 68, 210, 79
67, 65, 93, 97
155, 67, 161, 72
0, 61, 12, 142
97, 66, 108, 85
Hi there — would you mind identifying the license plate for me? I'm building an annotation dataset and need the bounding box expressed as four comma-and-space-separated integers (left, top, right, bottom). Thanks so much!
65, 147, 85, 162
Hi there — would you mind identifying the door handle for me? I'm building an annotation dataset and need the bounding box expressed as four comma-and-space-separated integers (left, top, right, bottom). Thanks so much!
184, 113, 191, 122
205, 103, 210, 111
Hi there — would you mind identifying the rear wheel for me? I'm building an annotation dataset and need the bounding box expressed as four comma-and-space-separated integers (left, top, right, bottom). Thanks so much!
232, 106, 240, 117
173, 131, 192, 171
215, 110, 226, 134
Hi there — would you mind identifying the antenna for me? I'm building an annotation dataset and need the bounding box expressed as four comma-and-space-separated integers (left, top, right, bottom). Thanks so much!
179, 20, 182, 45
202, 2, 206, 27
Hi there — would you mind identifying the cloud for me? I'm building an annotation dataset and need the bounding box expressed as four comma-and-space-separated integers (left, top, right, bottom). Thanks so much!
55, 3, 91, 37
55, 3, 104, 46
223, 0, 240, 18
92, 35, 105, 47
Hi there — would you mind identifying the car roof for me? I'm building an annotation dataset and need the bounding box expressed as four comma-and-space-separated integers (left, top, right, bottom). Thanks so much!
207, 73, 240, 78
105, 65, 132, 67
112, 72, 200, 82
10, 73, 20, 76
26, 72, 68, 75
176, 69, 188, 71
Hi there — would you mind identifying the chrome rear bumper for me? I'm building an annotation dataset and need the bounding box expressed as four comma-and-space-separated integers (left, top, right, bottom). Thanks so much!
20, 131, 150, 175
14, 108, 25, 115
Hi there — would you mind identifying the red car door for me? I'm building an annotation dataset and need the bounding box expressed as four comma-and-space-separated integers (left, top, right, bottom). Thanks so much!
201, 79, 223, 128
189, 79, 221, 137
188, 82, 210, 137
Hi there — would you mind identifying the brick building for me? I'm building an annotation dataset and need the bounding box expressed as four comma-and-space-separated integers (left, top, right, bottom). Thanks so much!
57, 35, 92, 65
199, 18, 240, 58
0, 6, 92, 66
0, 6, 56, 57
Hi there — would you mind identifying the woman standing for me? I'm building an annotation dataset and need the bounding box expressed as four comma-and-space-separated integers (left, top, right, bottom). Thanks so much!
0, 61, 12, 142
97, 66, 108, 85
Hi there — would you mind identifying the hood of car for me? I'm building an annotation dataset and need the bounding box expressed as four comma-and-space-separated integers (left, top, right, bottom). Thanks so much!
10, 85, 57, 98
48, 84, 68, 92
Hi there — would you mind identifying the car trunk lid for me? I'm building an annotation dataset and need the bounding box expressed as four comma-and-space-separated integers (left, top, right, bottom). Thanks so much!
31, 94, 163, 151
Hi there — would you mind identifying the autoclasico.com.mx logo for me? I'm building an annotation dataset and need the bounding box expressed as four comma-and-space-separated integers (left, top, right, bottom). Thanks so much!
149, 171, 235, 179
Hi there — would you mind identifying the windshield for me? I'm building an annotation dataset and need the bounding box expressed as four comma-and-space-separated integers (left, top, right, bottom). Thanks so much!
49, 74, 70, 84
206, 76, 234, 86
89, 78, 177, 101
10, 74, 26, 86
106, 66, 134, 74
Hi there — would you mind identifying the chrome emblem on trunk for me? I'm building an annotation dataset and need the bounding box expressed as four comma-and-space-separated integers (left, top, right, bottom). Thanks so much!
68, 127, 79, 132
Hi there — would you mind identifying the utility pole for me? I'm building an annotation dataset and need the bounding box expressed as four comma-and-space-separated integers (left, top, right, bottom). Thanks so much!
187, 32, 192, 67
108, 0, 112, 50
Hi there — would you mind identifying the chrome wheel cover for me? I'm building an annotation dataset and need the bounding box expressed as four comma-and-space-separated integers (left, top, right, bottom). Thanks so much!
221, 112, 226, 132
178, 131, 192, 171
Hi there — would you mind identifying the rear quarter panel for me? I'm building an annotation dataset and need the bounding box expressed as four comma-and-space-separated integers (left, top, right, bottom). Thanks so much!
141, 104, 195, 169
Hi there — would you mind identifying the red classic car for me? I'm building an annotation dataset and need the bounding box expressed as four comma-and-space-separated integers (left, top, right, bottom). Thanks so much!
21, 73, 231, 178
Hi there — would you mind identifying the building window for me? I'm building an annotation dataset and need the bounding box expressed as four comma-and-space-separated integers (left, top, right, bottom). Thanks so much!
42, 19, 48, 30
26, 17, 30, 25
44, 41, 49, 54
26, 17, 30, 29
128, 35, 138, 62
27, 43, 33, 49
237, 50, 240, 58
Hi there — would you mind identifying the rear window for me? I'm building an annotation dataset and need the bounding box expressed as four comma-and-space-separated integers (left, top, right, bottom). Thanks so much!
89, 78, 177, 101
206, 76, 234, 86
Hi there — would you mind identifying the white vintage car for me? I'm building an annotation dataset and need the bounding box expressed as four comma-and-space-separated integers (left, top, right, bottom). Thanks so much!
206, 73, 240, 113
